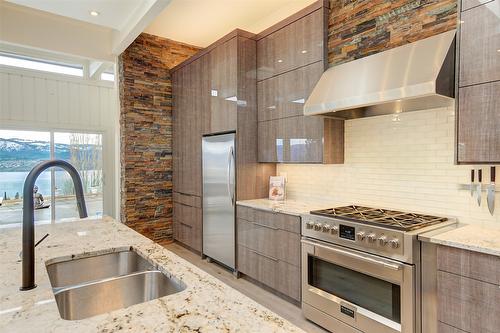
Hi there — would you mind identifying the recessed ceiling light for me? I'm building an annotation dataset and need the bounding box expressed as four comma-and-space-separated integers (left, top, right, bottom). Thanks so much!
277, 59, 283, 63
90, 10, 99, 16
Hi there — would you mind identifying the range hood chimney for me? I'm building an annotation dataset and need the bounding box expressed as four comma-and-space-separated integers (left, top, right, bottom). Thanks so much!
304, 30, 456, 119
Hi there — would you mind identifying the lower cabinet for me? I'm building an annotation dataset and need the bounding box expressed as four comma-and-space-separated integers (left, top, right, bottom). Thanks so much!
436, 245, 500, 333
173, 192, 202, 252
236, 205, 301, 301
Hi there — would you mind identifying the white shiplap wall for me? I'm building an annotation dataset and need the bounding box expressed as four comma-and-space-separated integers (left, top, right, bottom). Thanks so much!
0, 68, 116, 130
278, 106, 500, 225
0, 66, 119, 218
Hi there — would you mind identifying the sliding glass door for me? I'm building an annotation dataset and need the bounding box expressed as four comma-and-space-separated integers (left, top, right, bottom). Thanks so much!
0, 129, 103, 227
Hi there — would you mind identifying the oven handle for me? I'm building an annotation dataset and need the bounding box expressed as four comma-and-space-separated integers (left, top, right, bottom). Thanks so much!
303, 239, 402, 271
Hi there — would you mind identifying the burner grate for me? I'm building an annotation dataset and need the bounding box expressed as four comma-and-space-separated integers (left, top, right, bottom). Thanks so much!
310, 206, 448, 231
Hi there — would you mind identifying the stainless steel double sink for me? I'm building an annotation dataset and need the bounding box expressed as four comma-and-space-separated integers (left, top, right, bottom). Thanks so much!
46, 249, 186, 320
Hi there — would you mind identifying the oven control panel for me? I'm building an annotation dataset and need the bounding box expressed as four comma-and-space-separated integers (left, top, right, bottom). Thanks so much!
302, 215, 404, 256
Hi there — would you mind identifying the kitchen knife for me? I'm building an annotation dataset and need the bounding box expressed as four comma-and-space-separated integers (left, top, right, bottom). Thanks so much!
477, 169, 482, 206
470, 169, 475, 197
487, 166, 495, 215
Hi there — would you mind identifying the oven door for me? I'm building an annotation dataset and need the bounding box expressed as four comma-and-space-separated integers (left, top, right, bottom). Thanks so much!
302, 238, 416, 333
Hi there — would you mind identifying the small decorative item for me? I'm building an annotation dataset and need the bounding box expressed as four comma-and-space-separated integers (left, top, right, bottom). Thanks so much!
269, 176, 286, 201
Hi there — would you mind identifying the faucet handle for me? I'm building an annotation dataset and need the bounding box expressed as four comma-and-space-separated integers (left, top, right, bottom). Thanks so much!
19, 233, 49, 259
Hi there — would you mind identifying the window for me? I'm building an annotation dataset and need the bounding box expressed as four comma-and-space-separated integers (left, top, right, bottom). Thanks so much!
0, 129, 103, 227
0, 52, 84, 77
100, 72, 115, 82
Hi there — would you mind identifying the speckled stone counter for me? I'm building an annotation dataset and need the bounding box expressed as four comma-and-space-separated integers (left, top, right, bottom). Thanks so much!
418, 221, 500, 257
236, 199, 326, 216
0, 217, 305, 333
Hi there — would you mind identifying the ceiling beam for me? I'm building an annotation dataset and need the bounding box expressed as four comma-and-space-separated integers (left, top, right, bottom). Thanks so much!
111, 0, 172, 55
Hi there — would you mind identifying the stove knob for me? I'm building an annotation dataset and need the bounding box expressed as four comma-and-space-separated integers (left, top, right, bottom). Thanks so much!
388, 239, 400, 249
356, 231, 366, 241
305, 221, 314, 229
367, 233, 377, 243
314, 223, 323, 231
322, 224, 332, 232
330, 226, 339, 235
378, 236, 388, 246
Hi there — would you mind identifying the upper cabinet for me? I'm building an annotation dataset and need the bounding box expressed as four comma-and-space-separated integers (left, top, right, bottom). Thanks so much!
208, 37, 238, 134
459, 0, 500, 86
256, 0, 344, 164
456, 0, 500, 163
257, 8, 325, 81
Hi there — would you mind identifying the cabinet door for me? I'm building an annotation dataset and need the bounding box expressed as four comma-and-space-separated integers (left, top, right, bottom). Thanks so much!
208, 37, 238, 134
257, 9, 324, 81
173, 201, 202, 252
258, 61, 324, 121
459, 0, 500, 86
172, 66, 186, 194
457, 81, 500, 163
258, 116, 324, 163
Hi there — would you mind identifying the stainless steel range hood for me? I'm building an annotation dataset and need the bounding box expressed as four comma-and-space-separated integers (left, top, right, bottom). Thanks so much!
304, 30, 456, 119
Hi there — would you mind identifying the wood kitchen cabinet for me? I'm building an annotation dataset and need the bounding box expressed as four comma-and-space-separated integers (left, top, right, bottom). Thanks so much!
257, 61, 324, 121
459, 0, 500, 86
172, 56, 208, 197
436, 245, 500, 333
258, 116, 344, 163
172, 30, 275, 251
207, 37, 238, 134
173, 193, 202, 252
256, 0, 344, 164
456, 0, 500, 163
256, 7, 325, 81
236, 205, 301, 302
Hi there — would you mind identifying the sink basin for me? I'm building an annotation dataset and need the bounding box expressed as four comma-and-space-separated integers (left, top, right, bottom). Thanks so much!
46, 250, 154, 289
45, 249, 186, 320
54, 271, 186, 320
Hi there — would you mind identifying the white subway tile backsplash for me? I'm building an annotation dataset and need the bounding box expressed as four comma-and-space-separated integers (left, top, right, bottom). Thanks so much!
278, 106, 500, 224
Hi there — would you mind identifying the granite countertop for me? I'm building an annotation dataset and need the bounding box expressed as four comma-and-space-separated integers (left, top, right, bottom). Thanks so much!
236, 198, 327, 216
418, 221, 500, 257
0, 217, 305, 333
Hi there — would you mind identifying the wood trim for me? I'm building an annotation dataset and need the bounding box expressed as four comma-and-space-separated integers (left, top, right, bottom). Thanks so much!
171, 29, 256, 72
255, 0, 329, 40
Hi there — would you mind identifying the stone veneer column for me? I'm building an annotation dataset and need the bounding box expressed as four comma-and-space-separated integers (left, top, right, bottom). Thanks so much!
118, 33, 200, 244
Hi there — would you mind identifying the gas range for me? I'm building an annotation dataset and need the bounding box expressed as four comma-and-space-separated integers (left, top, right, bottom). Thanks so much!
301, 205, 456, 333
301, 205, 456, 264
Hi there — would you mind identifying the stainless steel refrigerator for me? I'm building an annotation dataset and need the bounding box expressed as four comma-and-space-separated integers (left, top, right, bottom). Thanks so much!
202, 133, 236, 270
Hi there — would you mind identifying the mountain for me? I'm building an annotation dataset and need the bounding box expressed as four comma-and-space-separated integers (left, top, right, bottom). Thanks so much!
0, 138, 100, 172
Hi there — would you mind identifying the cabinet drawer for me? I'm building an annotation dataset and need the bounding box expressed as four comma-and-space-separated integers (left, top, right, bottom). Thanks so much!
238, 245, 300, 300
173, 202, 202, 251
457, 82, 500, 163
257, 61, 324, 121
437, 245, 500, 285
459, 0, 500, 86
437, 271, 500, 332
173, 192, 202, 208
257, 9, 325, 81
236, 205, 301, 234
237, 218, 300, 266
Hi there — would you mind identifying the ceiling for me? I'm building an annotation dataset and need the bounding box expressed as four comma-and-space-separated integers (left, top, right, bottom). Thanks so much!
145, 0, 317, 47
5, 0, 154, 30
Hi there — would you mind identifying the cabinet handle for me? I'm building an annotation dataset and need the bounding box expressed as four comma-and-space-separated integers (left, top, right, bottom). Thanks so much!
249, 249, 279, 262
252, 222, 279, 230
179, 222, 193, 228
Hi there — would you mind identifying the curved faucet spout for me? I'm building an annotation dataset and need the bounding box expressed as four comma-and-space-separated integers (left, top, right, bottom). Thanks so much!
21, 160, 88, 291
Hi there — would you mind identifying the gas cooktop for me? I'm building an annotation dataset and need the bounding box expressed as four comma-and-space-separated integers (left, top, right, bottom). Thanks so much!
310, 205, 448, 232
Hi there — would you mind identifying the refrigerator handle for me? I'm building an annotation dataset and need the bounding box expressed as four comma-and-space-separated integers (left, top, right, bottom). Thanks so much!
227, 146, 235, 206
